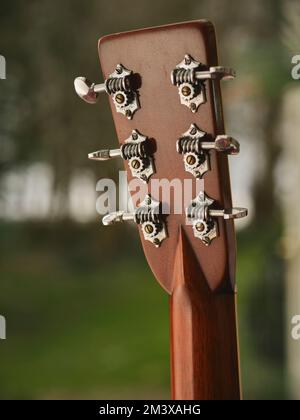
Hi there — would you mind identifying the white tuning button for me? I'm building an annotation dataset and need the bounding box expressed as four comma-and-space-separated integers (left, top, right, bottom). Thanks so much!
74, 77, 105, 104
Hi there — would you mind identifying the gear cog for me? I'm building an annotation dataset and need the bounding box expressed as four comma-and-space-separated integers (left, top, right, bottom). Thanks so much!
142, 221, 159, 239
129, 156, 145, 174
193, 218, 215, 239
112, 91, 130, 109
179, 83, 195, 102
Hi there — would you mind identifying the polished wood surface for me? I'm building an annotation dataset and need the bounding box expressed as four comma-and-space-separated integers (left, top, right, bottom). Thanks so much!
170, 228, 240, 400
98, 20, 236, 295
98, 20, 241, 400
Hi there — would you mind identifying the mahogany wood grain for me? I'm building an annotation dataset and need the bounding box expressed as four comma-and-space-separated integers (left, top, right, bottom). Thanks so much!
170, 228, 240, 400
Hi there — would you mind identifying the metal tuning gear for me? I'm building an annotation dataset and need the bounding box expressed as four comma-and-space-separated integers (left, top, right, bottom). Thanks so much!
74, 64, 140, 119
88, 130, 155, 183
171, 54, 235, 112
102, 195, 167, 248
186, 191, 248, 246
177, 124, 239, 178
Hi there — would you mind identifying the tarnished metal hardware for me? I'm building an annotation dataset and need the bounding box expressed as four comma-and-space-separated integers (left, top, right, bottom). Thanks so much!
177, 124, 240, 178
171, 54, 235, 112
88, 130, 155, 183
186, 191, 248, 246
74, 64, 140, 119
102, 195, 167, 247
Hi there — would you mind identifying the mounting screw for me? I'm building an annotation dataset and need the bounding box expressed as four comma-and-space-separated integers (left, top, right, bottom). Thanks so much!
181, 86, 191, 97
190, 126, 197, 136
116, 65, 123, 74
186, 155, 196, 166
190, 103, 197, 112
185, 55, 191, 65
195, 222, 206, 233
115, 93, 126, 104
131, 159, 141, 170
144, 224, 154, 235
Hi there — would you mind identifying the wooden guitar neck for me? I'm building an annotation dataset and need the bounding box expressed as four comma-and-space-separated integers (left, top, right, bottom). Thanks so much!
170, 228, 241, 400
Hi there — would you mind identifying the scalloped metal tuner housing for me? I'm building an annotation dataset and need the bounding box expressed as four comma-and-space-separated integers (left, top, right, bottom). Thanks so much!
177, 124, 240, 178
177, 124, 210, 178
88, 130, 155, 183
106, 64, 140, 119
121, 130, 155, 183
186, 191, 248, 246
102, 195, 167, 248
186, 192, 218, 246
171, 54, 235, 113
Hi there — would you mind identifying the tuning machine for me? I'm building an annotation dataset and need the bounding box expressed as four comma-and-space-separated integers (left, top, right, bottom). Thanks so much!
177, 124, 239, 178
89, 130, 155, 183
74, 64, 140, 119
187, 191, 248, 246
102, 195, 167, 247
171, 54, 235, 112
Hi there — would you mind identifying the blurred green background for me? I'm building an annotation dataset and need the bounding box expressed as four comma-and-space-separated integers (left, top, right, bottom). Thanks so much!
0, 0, 300, 399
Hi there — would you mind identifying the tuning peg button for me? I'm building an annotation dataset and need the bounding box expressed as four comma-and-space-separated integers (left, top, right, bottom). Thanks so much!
102, 195, 167, 248
74, 64, 140, 119
74, 77, 106, 104
186, 191, 248, 246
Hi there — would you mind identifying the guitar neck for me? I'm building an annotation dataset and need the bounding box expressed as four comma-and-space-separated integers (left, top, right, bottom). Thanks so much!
170, 229, 241, 400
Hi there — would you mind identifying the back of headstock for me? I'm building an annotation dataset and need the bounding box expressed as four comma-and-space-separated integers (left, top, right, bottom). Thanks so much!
75, 21, 246, 294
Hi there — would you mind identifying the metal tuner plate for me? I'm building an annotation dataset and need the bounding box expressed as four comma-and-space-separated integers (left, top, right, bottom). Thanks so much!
171, 54, 235, 113
186, 191, 248, 246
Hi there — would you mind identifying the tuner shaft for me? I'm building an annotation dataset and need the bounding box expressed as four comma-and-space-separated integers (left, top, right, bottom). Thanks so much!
93, 83, 106, 94
102, 211, 135, 226
209, 208, 248, 220
195, 67, 236, 81
88, 149, 122, 161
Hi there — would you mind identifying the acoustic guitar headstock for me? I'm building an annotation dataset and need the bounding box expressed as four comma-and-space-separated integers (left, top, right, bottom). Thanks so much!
74, 20, 247, 294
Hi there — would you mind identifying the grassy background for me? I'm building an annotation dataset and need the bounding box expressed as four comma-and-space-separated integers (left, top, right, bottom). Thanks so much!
0, 222, 285, 400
